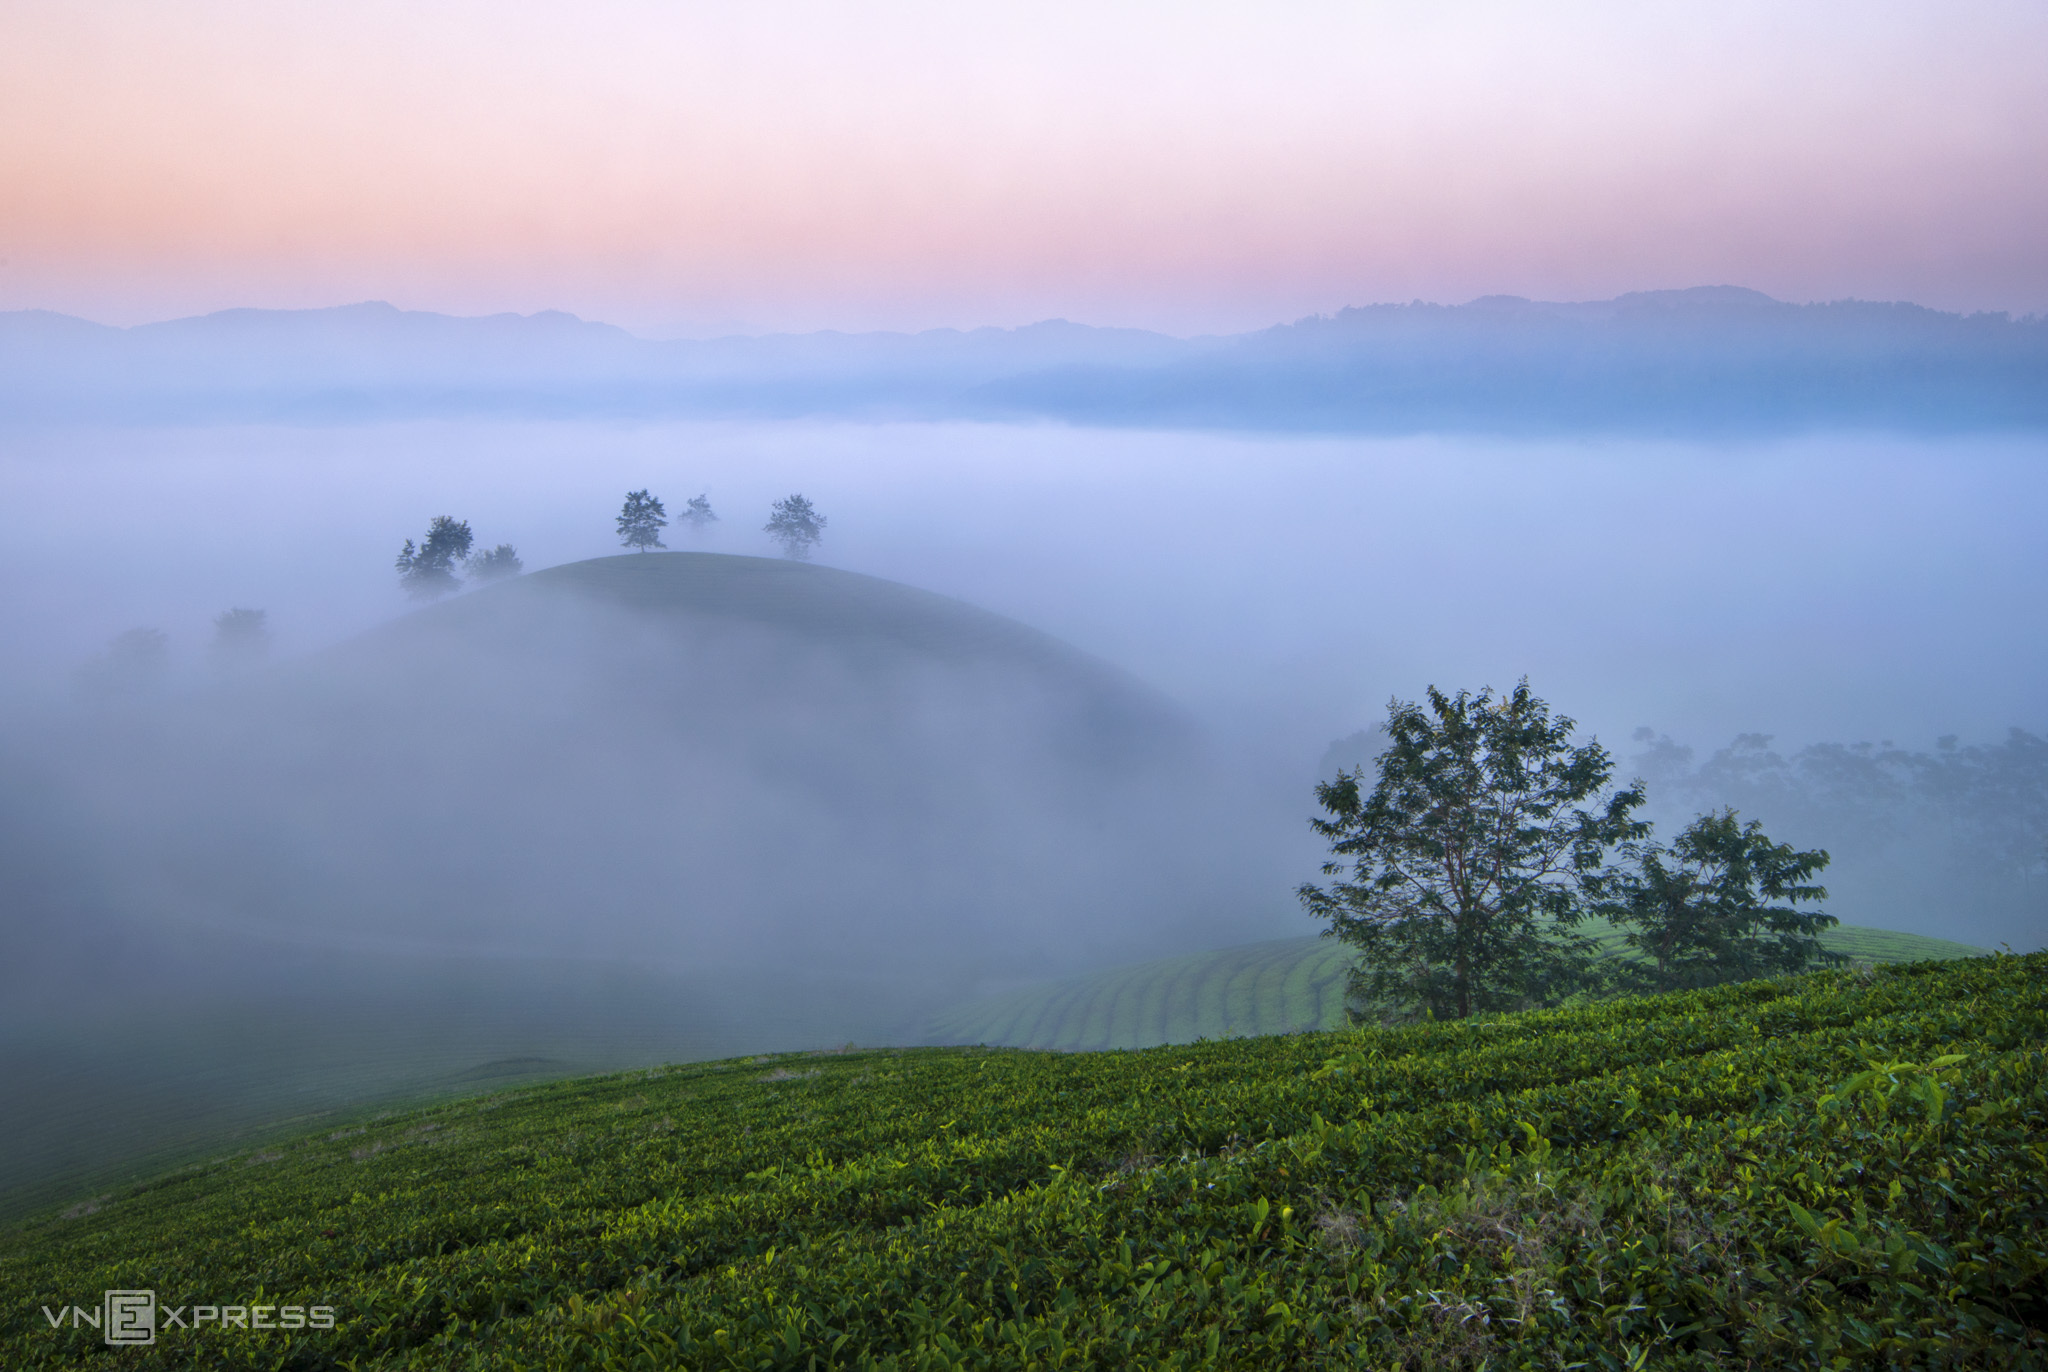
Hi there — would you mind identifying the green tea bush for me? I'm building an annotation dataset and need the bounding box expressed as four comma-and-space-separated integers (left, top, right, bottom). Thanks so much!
4, 954, 2042, 1369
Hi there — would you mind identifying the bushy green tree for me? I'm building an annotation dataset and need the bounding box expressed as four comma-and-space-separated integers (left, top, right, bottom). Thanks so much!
1299, 681, 1646, 1020
617, 491, 667, 551
764, 494, 825, 560
395, 516, 473, 599
1592, 809, 1838, 990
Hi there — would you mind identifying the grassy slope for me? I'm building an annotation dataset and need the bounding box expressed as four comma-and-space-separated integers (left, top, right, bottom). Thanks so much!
2, 954, 2041, 1369
930, 924, 1992, 1052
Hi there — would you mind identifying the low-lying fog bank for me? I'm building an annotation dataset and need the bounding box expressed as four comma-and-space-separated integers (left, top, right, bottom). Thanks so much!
0, 418, 2039, 1206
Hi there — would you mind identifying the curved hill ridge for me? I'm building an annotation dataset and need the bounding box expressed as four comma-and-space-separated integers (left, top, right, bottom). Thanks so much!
929, 925, 1994, 1052
337, 552, 1191, 758
377, 552, 1164, 694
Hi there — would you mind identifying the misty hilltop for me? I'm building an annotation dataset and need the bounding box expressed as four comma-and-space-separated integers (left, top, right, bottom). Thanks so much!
5, 288, 2043, 434
1, 551, 1269, 1201
4, 551, 1246, 1028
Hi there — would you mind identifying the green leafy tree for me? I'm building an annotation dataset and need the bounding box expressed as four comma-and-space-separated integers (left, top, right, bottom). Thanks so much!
764, 494, 826, 560
395, 516, 473, 599
1592, 809, 1838, 990
617, 490, 667, 551
1299, 681, 1646, 1021
466, 544, 524, 582
678, 494, 718, 536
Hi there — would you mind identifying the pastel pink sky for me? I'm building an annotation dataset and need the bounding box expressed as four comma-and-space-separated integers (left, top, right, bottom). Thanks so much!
3, 1, 2045, 336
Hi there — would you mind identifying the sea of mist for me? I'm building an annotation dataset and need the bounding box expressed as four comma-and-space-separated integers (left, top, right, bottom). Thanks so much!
0, 416, 2041, 1206
3, 417, 2040, 746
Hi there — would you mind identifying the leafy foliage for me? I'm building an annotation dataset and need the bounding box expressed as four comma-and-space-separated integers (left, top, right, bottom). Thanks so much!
4, 955, 2042, 1369
466, 544, 524, 582
1593, 808, 1840, 990
765, 493, 827, 560
1299, 682, 1646, 1020
679, 493, 718, 535
617, 490, 668, 551
395, 516, 474, 600
1631, 726, 2048, 950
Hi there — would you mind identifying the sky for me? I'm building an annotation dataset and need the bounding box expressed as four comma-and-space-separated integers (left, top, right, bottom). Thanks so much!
3, 0, 2046, 337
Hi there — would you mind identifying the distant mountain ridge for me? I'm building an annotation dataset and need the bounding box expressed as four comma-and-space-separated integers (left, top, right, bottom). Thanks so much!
4, 288, 2042, 433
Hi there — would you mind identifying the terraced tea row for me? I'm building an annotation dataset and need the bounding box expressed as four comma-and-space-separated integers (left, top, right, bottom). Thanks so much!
930, 923, 1989, 1051
4, 953, 2040, 1369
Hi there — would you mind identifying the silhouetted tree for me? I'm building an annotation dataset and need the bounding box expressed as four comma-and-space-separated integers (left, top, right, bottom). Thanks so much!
396, 516, 473, 599
1299, 681, 1647, 1021
1590, 810, 1838, 990
209, 607, 269, 670
764, 494, 826, 560
617, 490, 667, 551
678, 494, 718, 536
467, 544, 524, 582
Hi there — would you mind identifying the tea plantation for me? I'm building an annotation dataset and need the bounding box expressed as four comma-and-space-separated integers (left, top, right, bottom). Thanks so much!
4, 954, 2043, 1369
928, 924, 1990, 1052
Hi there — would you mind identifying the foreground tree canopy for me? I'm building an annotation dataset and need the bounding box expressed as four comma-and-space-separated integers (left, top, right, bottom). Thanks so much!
1302, 680, 1836, 1020
1299, 681, 1647, 1020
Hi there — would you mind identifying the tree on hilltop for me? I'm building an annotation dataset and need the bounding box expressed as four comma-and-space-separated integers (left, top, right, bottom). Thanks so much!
395, 516, 474, 600
618, 490, 667, 551
1299, 680, 1647, 1021
764, 494, 826, 560
467, 544, 524, 582
678, 494, 718, 537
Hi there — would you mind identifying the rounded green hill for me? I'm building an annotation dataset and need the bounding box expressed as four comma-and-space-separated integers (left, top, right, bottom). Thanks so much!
371, 551, 1173, 705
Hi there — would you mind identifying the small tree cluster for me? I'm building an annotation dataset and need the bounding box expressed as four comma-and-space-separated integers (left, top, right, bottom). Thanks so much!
394, 517, 521, 599
611, 489, 819, 558
1301, 680, 1835, 1022
468, 545, 524, 582
76, 610, 280, 697
616, 490, 718, 550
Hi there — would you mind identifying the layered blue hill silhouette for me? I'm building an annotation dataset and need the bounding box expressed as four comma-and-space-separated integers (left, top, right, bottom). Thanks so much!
5, 287, 2040, 432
